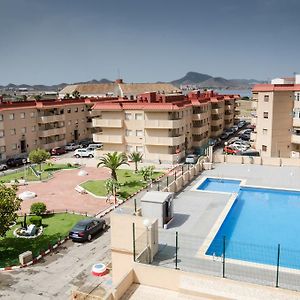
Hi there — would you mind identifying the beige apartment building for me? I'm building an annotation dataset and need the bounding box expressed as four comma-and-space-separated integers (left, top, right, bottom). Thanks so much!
251, 74, 300, 158
0, 98, 105, 160
92, 91, 238, 164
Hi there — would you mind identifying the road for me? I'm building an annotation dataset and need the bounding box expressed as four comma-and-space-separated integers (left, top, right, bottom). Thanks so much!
0, 226, 111, 299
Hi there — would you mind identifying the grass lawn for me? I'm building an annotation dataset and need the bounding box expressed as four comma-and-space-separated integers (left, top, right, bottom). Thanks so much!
81, 169, 164, 199
0, 213, 86, 267
0, 163, 78, 183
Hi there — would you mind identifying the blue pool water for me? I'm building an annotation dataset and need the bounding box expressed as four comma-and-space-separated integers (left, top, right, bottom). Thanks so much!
201, 179, 300, 269
197, 178, 241, 193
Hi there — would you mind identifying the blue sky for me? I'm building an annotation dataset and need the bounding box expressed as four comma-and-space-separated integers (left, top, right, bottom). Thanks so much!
0, 0, 299, 85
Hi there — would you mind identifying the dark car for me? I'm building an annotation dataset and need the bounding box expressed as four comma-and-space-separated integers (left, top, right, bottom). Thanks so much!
240, 149, 260, 157
79, 139, 93, 148
240, 133, 250, 141
50, 147, 66, 155
220, 132, 230, 140
69, 218, 106, 242
6, 157, 27, 168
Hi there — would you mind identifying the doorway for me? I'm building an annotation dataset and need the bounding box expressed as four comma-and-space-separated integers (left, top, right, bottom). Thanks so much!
74, 129, 79, 141
20, 140, 26, 153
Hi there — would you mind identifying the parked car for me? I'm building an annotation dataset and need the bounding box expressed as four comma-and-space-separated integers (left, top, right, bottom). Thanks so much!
86, 143, 103, 151
6, 157, 28, 167
232, 125, 239, 132
240, 133, 251, 141
209, 137, 221, 147
0, 163, 8, 171
79, 139, 93, 148
225, 128, 235, 135
237, 121, 246, 128
74, 148, 95, 158
228, 137, 240, 145
185, 154, 199, 164
50, 147, 67, 155
239, 129, 252, 136
220, 132, 230, 140
223, 145, 239, 155
65, 143, 80, 151
231, 140, 251, 149
239, 149, 260, 157
69, 218, 107, 242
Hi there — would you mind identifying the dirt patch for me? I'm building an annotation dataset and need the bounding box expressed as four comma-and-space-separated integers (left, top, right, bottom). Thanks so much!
0, 273, 18, 290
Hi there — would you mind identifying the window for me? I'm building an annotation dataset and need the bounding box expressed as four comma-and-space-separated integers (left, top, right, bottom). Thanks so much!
262, 128, 268, 135
125, 113, 132, 120
81, 107, 85, 112
30, 112, 35, 118
12, 144, 17, 150
0, 146, 5, 153
68, 120, 72, 126
136, 130, 143, 137
75, 107, 78, 112
135, 113, 143, 120
263, 112, 268, 119
126, 145, 133, 152
32, 126, 36, 132
21, 127, 26, 134
75, 120, 78, 125
67, 109, 71, 113
295, 93, 300, 101
20, 112, 25, 119
264, 95, 269, 102
136, 146, 144, 153
9, 113, 14, 120
0, 130, 4, 137
0, 114, 3, 121
10, 129, 16, 135
125, 129, 133, 136
262, 145, 267, 151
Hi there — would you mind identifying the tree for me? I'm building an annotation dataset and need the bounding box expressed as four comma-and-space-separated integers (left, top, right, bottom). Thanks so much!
97, 152, 128, 182
105, 178, 120, 205
34, 95, 42, 101
29, 149, 51, 177
129, 152, 143, 173
72, 90, 80, 99
140, 165, 155, 182
30, 202, 47, 216
0, 184, 22, 237
64, 93, 70, 99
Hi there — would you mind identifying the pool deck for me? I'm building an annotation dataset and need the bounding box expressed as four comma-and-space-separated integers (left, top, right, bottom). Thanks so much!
152, 163, 300, 292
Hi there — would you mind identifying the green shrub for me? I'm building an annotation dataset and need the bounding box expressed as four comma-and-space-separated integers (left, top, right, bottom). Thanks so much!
30, 202, 47, 216
29, 216, 42, 227
67, 163, 73, 168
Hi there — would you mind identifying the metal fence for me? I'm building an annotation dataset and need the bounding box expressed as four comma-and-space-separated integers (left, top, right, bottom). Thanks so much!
135, 230, 300, 292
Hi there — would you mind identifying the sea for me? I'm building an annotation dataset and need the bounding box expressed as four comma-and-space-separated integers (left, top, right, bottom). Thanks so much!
214, 89, 252, 98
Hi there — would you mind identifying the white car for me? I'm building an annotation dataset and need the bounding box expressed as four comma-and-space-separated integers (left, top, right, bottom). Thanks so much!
65, 143, 80, 151
231, 140, 250, 148
74, 148, 95, 158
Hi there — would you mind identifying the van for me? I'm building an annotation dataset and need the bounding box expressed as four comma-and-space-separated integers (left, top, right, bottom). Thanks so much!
86, 143, 103, 151
185, 154, 199, 164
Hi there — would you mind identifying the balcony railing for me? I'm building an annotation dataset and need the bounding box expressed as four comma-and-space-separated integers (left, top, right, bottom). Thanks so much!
192, 112, 209, 121
92, 119, 123, 128
38, 127, 66, 137
145, 135, 185, 146
293, 118, 300, 127
38, 114, 65, 123
144, 119, 184, 129
192, 125, 209, 135
291, 134, 300, 144
93, 133, 123, 144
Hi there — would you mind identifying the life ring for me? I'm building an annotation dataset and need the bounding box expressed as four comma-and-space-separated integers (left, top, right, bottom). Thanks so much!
91, 263, 107, 276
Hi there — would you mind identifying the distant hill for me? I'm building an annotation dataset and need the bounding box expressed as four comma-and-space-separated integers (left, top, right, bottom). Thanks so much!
171, 72, 264, 89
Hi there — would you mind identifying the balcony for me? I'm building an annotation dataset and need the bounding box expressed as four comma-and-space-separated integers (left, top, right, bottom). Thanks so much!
294, 101, 300, 109
293, 118, 300, 127
210, 128, 223, 137
145, 135, 184, 146
192, 125, 209, 135
225, 105, 234, 111
144, 119, 184, 129
224, 114, 233, 120
92, 119, 123, 128
192, 112, 209, 121
93, 133, 123, 144
38, 114, 65, 123
211, 118, 223, 126
291, 134, 300, 144
193, 139, 208, 148
39, 127, 66, 138
86, 122, 93, 128
211, 108, 224, 115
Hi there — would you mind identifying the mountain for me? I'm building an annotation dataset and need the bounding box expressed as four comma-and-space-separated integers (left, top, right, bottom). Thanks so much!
0, 78, 113, 92
171, 72, 265, 89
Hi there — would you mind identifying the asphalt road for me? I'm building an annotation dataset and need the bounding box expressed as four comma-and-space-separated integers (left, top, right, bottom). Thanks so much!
0, 226, 111, 299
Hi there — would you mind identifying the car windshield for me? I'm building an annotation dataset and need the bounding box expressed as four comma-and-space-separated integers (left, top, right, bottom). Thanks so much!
72, 223, 87, 231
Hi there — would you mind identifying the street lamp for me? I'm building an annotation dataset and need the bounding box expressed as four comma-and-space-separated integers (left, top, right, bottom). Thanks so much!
143, 218, 152, 263
224, 141, 228, 162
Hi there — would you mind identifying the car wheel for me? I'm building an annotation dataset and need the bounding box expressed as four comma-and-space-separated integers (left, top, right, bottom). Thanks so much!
2, 166, 7, 171
75, 154, 80, 158
89, 154, 94, 158
87, 234, 92, 241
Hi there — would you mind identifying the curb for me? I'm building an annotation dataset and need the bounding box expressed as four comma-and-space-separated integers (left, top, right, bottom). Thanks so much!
0, 237, 68, 272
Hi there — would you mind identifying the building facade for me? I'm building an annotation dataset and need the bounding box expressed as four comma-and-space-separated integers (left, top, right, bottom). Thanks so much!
251, 75, 300, 158
92, 91, 238, 163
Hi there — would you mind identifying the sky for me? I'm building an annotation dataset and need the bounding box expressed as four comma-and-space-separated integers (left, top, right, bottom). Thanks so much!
0, 0, 300, 85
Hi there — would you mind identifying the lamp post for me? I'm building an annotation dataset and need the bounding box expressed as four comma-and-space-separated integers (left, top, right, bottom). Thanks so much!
224, 141, 228, 162
143, 219, 152, 263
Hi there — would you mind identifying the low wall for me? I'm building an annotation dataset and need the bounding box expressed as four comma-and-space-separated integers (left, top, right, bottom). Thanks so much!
261, 157, 281, 166
225, 155, 243, 164
112, 270, 134, 300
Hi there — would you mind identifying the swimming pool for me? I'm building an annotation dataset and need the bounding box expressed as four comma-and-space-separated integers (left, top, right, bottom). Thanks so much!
197, 178, 241, 193
201, 179, 300, 269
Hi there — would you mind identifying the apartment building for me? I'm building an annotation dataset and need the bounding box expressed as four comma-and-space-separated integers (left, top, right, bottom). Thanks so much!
251, 74, 300, 158
0, 97, 109, 160
92, 91, 238, 163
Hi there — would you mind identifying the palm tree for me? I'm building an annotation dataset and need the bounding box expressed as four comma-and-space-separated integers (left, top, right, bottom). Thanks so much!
97, 152, 128, 181
129, 152, 143, 172
105, 178, 120, 205
64, 93, 70, 99
72, 90, 80, 99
